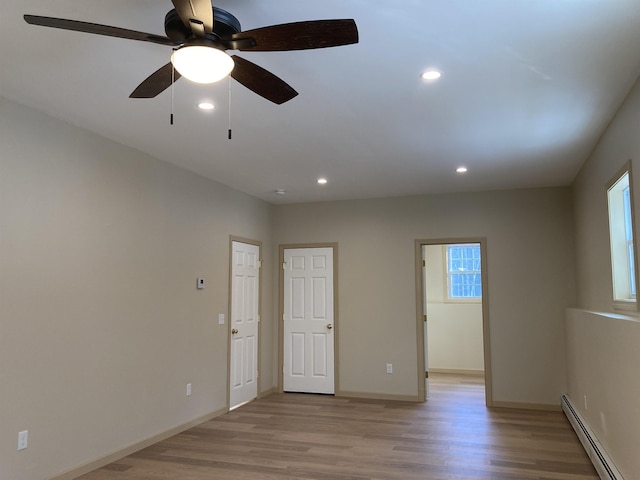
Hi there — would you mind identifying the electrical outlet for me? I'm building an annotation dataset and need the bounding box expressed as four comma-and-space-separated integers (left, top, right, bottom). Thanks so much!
386, 363, 393, 374
186, 383, 192, 397
18, 430, 28, 451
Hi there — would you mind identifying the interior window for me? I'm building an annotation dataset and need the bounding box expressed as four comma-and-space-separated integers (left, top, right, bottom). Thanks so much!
446, 244, 482, 300
607, 167, 637, 307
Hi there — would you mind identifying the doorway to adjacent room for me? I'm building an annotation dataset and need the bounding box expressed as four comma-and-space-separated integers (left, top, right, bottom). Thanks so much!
415, 238, 492, 406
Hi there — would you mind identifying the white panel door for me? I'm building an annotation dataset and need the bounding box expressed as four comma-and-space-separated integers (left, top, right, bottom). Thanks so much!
229, 241, 260, 409
283, 247, 334, 394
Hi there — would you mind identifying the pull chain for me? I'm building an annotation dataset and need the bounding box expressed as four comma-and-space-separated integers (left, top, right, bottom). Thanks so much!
228, 75, 232, 139
170, 55, 175, 126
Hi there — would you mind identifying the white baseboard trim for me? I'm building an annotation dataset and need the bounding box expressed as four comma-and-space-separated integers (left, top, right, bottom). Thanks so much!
47, 407, 228, 480
429, 368, 485, 376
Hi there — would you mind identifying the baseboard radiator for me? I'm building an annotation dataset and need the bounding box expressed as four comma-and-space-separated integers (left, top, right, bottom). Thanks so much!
561, 395, 623, 480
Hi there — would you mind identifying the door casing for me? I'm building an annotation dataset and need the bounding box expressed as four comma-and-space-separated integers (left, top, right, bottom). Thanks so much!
415, 237, 493, 406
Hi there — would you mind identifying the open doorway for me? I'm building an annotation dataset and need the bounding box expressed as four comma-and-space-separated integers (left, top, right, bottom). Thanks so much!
415, 238, 493, 406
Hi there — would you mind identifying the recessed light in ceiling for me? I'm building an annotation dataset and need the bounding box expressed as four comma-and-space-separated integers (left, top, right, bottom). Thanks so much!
198, 102, 215, 110
317, 178, 328, 185
275, 189, 286, 195
456, 166, 468, 173
421, 70, 441, 81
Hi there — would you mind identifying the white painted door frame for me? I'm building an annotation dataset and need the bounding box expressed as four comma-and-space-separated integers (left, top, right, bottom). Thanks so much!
228, 237, 262, 409
414, 237, 493, 406
279, 243, 338, 394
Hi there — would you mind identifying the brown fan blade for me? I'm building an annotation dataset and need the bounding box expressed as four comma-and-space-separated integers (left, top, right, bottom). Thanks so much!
171, 0, 213, 37
130, 63, 181, 98
230, 56, 298, 105
24, 15, 177, 46
232, 19, 358, 52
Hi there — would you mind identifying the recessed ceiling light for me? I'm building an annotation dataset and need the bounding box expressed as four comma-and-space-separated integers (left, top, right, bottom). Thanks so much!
198, 102, 215, 110
317, 178, 328, 185
275, 189, 286, 195
456, 166, 468, 173
421, 70, 441, 81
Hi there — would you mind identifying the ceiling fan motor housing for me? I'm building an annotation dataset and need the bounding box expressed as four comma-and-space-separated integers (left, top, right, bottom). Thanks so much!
164, 7, 241, 43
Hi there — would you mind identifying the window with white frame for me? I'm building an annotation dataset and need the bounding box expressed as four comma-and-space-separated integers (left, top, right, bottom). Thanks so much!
607, 168, 637, 305
446, 244, 482, 300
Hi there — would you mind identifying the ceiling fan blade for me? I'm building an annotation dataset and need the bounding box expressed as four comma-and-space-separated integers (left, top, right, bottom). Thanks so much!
232, 19, 358, 52
24, 15, 177, 46
230, 56, 298, 105
130, 63, 181, 98
171, 0, 213, 37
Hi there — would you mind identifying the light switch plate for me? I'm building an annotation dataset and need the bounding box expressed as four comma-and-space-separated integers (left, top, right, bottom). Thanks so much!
18, 430, 28, 451
218, 313, 225, 325
197, 278, 205, 289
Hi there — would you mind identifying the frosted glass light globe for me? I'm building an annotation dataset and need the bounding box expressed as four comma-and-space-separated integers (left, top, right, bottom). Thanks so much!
171, 46, 234, 84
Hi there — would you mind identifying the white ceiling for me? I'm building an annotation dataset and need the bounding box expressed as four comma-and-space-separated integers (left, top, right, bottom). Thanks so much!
2, 0, 640, 204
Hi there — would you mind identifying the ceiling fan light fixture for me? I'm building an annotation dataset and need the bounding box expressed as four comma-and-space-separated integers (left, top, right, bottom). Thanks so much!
171, 46, 234, 84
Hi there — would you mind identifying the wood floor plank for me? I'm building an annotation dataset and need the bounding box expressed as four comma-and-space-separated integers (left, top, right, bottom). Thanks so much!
76, 374, 598, 480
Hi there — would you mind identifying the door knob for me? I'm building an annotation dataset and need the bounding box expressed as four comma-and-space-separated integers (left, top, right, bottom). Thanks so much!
326, 324, 333, 330
231, 328, 238, 335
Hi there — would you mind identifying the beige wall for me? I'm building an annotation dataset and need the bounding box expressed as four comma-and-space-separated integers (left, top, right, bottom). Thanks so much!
0, 92, 587, 480
424, 245, 484, 373
273, 187, 576, 405
568, 75, 640, 477
565, 310, 640, 477
0, 98, 275, 480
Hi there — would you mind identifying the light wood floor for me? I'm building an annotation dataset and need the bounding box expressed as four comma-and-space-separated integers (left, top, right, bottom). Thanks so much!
77, 374, 598, 480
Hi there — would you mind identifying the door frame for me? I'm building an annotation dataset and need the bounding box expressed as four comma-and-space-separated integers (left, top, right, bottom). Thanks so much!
278, 243, 339, 394
227, 236, 263, 409
414, 237, 493, 407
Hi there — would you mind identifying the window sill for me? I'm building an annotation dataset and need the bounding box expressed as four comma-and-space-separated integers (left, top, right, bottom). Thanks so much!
613, 299, 638, 314
445, 298, 482, 305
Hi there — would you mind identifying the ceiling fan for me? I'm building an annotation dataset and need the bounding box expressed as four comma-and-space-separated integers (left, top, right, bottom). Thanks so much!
24, 0, 359, 104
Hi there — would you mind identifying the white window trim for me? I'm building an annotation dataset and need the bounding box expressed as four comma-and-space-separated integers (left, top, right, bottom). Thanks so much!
607, 162, 639, 313
443, 244, 482, 304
